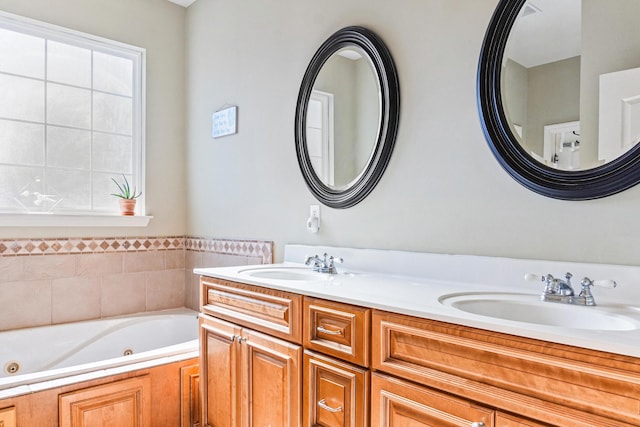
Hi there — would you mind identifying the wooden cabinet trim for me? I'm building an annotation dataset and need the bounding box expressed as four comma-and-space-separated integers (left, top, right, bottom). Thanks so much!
303, 297, 371, 367
201, 278, 302, 343
373, 310, 640, 427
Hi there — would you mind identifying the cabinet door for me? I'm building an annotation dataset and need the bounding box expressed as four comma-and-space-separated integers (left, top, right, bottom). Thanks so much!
0, 406, 16, 427
59, 377, 151, 427
371, 373, 494, 427
200, 315, 242, 427
304, 351, 369, 427
240, 328, 302, 427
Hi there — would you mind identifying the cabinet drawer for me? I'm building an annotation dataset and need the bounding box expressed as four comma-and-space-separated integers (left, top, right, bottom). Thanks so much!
201, 277, 302, 343
304, 351, 369, 427
371, 372, 494, 427
304, 297, 370, 367
372, 310, 640, 427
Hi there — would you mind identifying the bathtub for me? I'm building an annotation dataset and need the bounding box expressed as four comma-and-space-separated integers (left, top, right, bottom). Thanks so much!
0, 307, 199, 398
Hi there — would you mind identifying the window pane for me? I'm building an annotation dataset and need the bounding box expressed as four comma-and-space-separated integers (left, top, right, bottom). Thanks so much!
0, 120, 44, 165
94, 51, 133, 96
93, 92, 132, 134
0, 166, 45, 211
47, 168, 90, 210
47, 83, 91, 129
93, 132, 132, 173
93, 172, 123, 211
0, 74, 44, 122
47, 40, 91, 88
0, 27, 44, 78
47, 126, 91, 169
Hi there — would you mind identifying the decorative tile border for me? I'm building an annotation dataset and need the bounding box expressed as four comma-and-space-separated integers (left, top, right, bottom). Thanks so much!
0, 236, 185, 256
185, 237, 273, 264
0, 236, 273, 263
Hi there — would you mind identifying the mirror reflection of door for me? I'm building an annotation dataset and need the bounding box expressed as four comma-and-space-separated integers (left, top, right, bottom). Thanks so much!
599, 67, 640, 161
306, 90, 335, 185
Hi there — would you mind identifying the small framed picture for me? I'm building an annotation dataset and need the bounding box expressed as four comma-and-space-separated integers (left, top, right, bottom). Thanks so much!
212, 106, 238, 138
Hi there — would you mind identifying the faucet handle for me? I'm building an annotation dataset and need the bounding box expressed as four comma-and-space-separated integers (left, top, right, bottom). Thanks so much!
524, 273, 545, 283
583, 277, 617, 289
329, 256, 343, 266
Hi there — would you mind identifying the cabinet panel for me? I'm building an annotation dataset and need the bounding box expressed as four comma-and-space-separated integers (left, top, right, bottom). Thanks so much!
201, 278, 302, 343
371, 373, 494, 427
304, 297, 370, 367
240, 328, 302, 427
372, 310, 640, 426
200, 315, 241, 427
180, 364, 200, 427
0, 407, 16, 427
59, 377, 151, 427
304, 351, 369, 427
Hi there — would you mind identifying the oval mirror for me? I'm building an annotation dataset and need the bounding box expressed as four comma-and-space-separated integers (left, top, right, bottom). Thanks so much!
295, 26, 400, 208
478, 0, 640, 199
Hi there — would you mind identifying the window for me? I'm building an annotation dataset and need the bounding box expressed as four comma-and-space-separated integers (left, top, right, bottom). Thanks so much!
0, 12, 145, 221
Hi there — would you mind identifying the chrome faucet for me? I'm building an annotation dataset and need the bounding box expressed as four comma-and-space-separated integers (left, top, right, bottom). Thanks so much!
304, 253, 343, 274
525, 272, 617, 306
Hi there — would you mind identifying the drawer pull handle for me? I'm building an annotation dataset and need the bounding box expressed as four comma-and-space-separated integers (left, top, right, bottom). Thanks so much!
318, 399, 342, 413
317, 325, 342, 336
471, 423, 485, 427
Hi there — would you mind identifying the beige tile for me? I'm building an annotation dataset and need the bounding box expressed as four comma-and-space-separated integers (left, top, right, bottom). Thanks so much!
247, 256, 264, 265
0, 280, 51, 331
123, 251, 165, 273
185, 250, 202, 269
146, 269, 185, 311
165, 249, 185, 269
101, 272, 146, 317
52, 276, 101, 324
22, 255, 76, 280
201, 252, 249, 268
76, 253, 123, 276
0, 257, 23, 283
184, 269, 200, 310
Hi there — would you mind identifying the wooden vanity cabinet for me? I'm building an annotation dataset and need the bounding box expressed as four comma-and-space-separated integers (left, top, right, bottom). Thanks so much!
372, 309, 640, 427
199, 315, 301, 427
199, 278, 303, 427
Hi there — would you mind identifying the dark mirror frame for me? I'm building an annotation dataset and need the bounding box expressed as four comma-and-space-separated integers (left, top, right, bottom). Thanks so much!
295, 26, 400, 208
477, 0, 640, 200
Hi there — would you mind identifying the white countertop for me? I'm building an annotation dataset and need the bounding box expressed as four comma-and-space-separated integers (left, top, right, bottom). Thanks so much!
195, 244, 640, 358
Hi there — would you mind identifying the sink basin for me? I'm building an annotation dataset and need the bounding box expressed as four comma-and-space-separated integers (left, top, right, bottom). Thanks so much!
238, 267, 327, 281
439, 292, 639, 331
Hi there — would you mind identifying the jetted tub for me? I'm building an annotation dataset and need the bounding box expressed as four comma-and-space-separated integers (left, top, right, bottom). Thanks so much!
0, 307, 199, 397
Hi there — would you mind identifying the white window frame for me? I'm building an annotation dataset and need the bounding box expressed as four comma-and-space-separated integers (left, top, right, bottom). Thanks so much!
0, 11, 150, 227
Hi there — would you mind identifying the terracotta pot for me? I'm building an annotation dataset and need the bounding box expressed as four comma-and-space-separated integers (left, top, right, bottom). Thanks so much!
119, 198, 137, 216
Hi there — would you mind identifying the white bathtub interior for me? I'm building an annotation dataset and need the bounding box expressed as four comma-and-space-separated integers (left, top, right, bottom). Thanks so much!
0, 307, 199, 398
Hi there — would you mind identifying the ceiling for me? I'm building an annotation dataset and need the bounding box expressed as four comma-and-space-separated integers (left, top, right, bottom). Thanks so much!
167, 0, 196, 7
505, 0, 581, 68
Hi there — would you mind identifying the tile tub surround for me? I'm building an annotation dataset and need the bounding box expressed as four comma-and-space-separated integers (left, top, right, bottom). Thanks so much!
0, 236, 273, 331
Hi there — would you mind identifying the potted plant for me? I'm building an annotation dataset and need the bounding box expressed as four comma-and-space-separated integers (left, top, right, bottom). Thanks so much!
111, 175, 141, 216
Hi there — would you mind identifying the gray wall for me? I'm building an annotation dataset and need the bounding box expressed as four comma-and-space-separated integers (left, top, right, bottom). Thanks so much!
526, 56, 580, 157
185, 0, 640, 265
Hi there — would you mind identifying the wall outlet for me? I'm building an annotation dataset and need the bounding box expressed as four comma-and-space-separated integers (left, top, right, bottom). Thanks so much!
307, 205, 320, 233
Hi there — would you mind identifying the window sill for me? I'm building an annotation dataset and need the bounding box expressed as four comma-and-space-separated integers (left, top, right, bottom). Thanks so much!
0, 213, 153, 227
